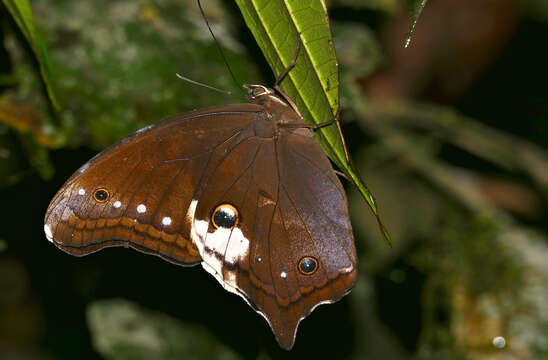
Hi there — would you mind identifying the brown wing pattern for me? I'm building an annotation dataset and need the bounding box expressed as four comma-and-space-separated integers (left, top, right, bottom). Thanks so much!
191, 128, 357, 349
44, 104, 263, 266
45, 91, 357, 350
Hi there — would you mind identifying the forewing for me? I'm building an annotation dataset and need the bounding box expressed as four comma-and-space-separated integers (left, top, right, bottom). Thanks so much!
44, 104, 262, 266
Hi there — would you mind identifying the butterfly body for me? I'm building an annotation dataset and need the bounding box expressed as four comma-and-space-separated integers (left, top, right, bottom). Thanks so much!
45, 85, 357, 349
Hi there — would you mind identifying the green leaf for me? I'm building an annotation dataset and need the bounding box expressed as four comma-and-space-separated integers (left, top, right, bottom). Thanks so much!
234, 0, 390, 243
2, 0, 60, 110
330, 0, 399, 14
405, 0, 428, 47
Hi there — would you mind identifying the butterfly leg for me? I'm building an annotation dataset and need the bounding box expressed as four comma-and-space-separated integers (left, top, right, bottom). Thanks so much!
274, 34, 302, 87
279, 121, 334, 130
273, 33, 352, 164
334, 170, 351, 182
273, 35, 305, 119
279, 108, 351, 162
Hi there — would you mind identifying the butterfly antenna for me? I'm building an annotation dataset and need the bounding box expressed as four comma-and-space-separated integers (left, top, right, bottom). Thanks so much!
196, 0, 243, 94
176, 73, 232, 95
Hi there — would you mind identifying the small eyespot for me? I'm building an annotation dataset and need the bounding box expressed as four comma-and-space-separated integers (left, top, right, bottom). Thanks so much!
93, 188, 109, 202
298, 256, 318, 275
211, 204, 239, 229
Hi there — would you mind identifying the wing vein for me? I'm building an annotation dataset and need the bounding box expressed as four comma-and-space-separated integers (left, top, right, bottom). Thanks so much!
279, 183, 329, 281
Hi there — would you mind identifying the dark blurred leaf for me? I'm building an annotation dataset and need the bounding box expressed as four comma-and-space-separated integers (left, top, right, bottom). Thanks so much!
332, 21, 382, 106
359, 101, 548, 196
19, 134, 53, 180
525, 0, 548, 22
0, 94, 58, 181
405, 0, 428, 47
0, 94, 63, 148
348, 274, 408, 359
87, 299, 241, 360
234, 0, 391, 243
2, 0, 60, 110
0, 127, 27, 187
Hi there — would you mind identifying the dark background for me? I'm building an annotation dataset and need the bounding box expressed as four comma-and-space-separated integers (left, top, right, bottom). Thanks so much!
1, 0, 547, 359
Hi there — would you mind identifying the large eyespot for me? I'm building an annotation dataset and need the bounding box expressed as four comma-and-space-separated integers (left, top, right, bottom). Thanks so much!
211, 204, 239, 229
298, 256, 319, 275
93, 188, 109, 203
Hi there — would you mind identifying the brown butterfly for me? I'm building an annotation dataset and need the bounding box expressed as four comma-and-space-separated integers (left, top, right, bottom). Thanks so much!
44, 63, 357, 349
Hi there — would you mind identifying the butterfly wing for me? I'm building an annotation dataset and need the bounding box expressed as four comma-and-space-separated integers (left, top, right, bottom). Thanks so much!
45, 99, 357, 349
191, 127, 357, 349
44, 104, 263, 266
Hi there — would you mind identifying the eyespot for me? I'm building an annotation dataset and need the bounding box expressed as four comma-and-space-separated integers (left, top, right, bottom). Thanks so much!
211, 204, 239, 229
298, 256, 318, 275
93, 188, 109, 203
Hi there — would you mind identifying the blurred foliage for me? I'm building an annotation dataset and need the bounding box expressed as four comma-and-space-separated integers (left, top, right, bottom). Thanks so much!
87, 299, 240, 360
1, 0, 548, 359
1, 0, 60, 109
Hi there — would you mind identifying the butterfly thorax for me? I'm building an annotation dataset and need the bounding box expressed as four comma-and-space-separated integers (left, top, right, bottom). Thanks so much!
245, 84, 310, 139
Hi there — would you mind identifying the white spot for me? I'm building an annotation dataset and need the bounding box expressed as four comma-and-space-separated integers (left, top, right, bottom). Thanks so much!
192, 217, 249, 289
137, 204, 146, 213
225, 270, 237, 283
200, 226, 230, 274
224, 228, 250, 266
186, 199, 198, 227
44, 224, 53, 243
78, 188, 86, 195
258, 195, 275, 207
191, 217, 208, 252
342, 265, 354, 274
135, 124, 153, 134
280, 271, 287, 279
113, 201, 121, 208
78, 162, 90, 173
493, 336, 506, 349
257, 257, 262, 262
162, 216, 172, 226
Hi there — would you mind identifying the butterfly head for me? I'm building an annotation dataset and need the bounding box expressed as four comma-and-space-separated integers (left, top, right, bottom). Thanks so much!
243, 84, 274, 101
244, 84, 294, 125
244, 84, 288, 110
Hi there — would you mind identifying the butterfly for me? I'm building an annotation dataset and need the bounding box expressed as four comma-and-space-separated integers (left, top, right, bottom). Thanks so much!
44, 43, 357, 349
